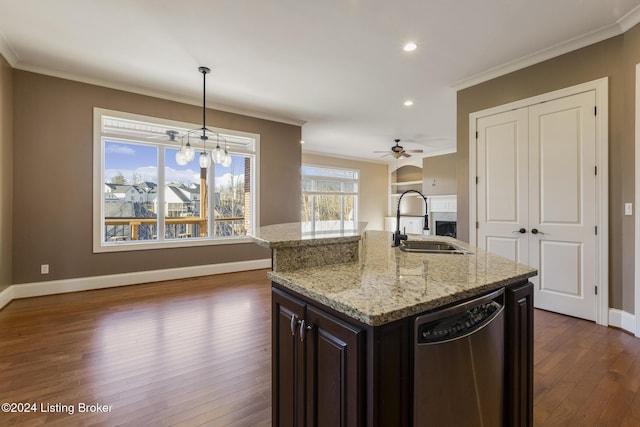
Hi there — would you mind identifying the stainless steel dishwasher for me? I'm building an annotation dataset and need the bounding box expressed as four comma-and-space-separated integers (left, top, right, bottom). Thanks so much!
413, 288, 504, 427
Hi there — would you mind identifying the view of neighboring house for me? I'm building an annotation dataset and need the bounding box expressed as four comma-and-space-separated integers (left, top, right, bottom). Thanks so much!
104, 180, 247, 241
163, 183, 201, 217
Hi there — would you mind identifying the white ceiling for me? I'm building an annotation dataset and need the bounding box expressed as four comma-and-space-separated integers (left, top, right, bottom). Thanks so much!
1, 0, 639, 163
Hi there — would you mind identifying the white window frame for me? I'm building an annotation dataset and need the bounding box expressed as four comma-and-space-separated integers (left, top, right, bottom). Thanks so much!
301, 164, 359, 232
93, 108, 260, 253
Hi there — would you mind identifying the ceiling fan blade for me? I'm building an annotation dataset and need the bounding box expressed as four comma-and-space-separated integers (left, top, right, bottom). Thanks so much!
373, 138, 422, 158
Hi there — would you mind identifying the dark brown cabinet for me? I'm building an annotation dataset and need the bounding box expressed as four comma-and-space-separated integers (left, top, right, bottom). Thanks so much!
273, 287, 306, 427
273, 281, 533, 427
272, 287, 364, 427
505, 281, 534, 427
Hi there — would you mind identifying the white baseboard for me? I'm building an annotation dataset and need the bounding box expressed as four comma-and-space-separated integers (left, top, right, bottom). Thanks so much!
608, 308, 636, 335
0, 259, 271, 310
0, 286, 13, 310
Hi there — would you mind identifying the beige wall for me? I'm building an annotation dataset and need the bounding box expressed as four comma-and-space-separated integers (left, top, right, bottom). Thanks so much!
393, 165, 423, 183
457, 32, 636, 312
12, 71, 301, 284
0, 54, 12, 292
393, 165, 425, 216
621, 24, 640, 315
422, 153, 456, 196
302, 153, 388, 230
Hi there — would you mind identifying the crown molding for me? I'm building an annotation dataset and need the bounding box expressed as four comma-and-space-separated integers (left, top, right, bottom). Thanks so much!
0, 29, 303, 126
450, 13, 639, 91
12, 62, 306, 127
450, 24, 621, 90
302, 149, 390, 165
0, 28, 18, 66
420, 147, 457, 158
303, 146, 456, 165
618, 4, 640, 32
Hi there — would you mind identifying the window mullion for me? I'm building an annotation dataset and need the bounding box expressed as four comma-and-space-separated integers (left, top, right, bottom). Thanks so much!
311, 194, 316, 231
208, 165, 214, 238
340, 182, 345, 229
100, 138, 107, 243
157, 148, 166, 241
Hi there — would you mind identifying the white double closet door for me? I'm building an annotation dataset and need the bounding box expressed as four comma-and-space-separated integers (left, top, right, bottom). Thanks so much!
476, 90, 598, 321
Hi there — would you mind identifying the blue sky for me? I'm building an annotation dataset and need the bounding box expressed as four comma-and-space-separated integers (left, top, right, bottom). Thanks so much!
105, 141, 245, 188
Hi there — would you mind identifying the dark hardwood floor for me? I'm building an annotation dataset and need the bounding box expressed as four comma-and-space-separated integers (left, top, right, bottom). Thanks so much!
533, 309, 640, 426
0, 270, 273, 427
1, 270, 639, 426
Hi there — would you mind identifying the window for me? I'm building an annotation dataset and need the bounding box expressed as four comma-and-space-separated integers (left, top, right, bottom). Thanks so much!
301, 165, 358, 232
93, 108, 259, 252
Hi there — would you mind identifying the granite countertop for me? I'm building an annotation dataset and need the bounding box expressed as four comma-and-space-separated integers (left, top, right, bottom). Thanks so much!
268, 230, 537, 326
251, 221, 368, 249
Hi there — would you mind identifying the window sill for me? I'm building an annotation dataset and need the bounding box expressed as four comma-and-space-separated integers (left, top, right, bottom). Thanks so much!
93, 236, 255, 253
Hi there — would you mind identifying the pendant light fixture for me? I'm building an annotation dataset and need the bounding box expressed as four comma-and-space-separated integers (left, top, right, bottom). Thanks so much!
172, 67, 231, 168
174, 132, 196, 166
221, 142, 232, 167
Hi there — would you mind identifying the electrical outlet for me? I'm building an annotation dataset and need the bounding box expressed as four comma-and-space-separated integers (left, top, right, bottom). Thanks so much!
625, 203, 633, 216
40, 264, 49, 274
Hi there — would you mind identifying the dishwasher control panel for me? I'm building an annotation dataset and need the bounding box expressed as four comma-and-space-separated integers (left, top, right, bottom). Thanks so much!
417, 300, 501, 344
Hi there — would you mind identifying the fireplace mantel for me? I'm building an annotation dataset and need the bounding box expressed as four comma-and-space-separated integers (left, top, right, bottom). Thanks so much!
428, 194, 457, 213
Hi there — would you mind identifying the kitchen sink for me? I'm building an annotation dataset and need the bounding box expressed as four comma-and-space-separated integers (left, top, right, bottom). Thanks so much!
400, 240, 473, 255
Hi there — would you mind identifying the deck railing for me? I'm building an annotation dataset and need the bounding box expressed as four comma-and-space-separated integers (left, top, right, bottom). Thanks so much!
105, 216, 245, 240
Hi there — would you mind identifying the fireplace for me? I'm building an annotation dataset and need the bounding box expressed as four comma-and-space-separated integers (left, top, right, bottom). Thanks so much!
428, 195, 457, 238
436, 220, 457, 238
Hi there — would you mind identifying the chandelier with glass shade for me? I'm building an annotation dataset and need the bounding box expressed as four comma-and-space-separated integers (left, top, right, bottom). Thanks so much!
172, 67, 232, 168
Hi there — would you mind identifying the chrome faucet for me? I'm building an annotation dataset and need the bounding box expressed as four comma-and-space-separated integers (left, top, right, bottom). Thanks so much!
392, 189, 430, 247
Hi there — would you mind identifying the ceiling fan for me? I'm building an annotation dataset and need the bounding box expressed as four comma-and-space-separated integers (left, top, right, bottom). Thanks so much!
374, 139, 423, 159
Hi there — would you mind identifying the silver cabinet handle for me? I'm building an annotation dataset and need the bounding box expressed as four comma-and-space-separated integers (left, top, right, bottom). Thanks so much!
299, 319, 313, 342
290, 314, 300, 336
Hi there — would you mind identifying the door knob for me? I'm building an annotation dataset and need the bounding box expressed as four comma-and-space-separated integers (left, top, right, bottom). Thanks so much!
531, 228, 545, 235
512, 228, 527, 234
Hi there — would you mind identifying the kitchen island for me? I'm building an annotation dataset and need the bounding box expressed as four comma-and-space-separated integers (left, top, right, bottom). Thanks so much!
252, 224, 537, 427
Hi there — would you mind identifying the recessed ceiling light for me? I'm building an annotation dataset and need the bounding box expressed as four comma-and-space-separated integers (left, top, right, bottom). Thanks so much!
403, 42, 417, 52
404, 100, 414, 107
300, 140, 305, 144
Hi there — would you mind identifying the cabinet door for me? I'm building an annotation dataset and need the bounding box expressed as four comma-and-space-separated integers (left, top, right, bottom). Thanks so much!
505, 282, 534, 427
400, 216, 423, 235
272, 288, 306, 427
304, 305, 363, 427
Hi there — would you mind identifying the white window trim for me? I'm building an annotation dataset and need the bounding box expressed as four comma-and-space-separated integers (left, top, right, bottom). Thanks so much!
93, 108, 260, 253
301, 163, 359, 231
